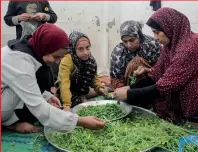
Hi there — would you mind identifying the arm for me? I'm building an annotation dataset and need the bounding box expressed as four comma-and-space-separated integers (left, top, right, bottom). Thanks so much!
10, 74, 78, 131
4, 2, 19, 26
156, 51, 198, 94
127, 84, 160, 105
58, 55, 73, 107
110, 48, 125, 89
41, 1, 57, 23
130, 76, 155, 89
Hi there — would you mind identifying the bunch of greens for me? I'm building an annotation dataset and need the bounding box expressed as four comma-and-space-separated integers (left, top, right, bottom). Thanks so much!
47, 105, 198, 152
129, 75, 136, 85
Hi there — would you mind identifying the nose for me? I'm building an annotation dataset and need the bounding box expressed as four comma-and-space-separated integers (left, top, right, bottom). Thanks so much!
84, 50, 89, 55
127, 42, 133, 48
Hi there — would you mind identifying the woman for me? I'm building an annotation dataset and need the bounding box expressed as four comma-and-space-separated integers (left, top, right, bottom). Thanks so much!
57, 31, 106, 111
2, 23, 106, 133
110, 20, 161, 89
114, 7, 198, 123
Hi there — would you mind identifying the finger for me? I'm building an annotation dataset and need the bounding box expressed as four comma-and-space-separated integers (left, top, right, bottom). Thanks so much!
145, 68, 152, 73
93, 116, 104, 122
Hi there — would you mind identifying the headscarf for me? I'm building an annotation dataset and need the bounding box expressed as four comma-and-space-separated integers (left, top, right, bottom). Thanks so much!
146, 7, 198, 122
28, 23, 70, 62
69, 31, 97, 95
110, 20, 161, 81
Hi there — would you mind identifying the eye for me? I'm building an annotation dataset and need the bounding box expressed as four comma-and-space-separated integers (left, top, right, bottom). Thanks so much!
129, 38, 136, 43
86, 46, 90, 50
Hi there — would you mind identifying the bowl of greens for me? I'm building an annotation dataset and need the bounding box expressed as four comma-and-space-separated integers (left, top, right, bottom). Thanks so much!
72, 100, 133, 121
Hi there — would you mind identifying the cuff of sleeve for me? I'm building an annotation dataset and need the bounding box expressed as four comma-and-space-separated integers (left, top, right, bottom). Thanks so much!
94, 85, 105, 93
42, 91, 54, 101
12, 16, 20, 25
63, 103, 71, 107
62, 112, 78, 131
43, 14, 50, 22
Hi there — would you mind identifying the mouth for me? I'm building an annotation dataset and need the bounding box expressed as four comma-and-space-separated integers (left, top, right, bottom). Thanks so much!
81, 56, 89, 60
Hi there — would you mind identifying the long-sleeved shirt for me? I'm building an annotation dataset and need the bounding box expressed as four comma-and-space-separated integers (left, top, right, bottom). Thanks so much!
1, 46, 78, 131
4, 1, 57, 39
58, 54, 104, 106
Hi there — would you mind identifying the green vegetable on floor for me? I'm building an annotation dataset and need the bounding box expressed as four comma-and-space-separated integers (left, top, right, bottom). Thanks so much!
47, 104, 198, 152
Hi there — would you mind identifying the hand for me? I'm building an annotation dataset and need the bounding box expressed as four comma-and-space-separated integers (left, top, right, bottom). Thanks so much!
98, 88, 107, 96
113, 87, 128, 101
63, 106, 71, 111
133, 66, 151, 78
77, 116, 106, 130
124, 56, 151, 84
80, 95, 87, 103
47, 96, 61, 108
18, 13, 31, 22
31, 13, 46, 21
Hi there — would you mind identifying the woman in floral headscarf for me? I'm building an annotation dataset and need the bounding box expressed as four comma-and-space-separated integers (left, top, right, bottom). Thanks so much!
114, 7, 198, 123
110, 20, 161, 89
57, 31, 106, 111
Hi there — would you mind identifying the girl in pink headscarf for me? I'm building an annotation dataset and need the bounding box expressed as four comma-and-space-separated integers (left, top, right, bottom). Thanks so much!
2, 23, 105, 133
114, 7, 198, 123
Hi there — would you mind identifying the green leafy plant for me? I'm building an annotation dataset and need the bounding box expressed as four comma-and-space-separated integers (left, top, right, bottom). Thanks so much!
48, 105, 198, 152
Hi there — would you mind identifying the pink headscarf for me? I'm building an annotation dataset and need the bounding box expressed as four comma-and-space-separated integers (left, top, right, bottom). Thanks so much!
147, 7, 198, 122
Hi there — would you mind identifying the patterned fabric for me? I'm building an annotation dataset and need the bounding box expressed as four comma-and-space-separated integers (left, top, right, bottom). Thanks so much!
69, 31, 97, 107
147, 7, 198, 123
110, 20, 161, 86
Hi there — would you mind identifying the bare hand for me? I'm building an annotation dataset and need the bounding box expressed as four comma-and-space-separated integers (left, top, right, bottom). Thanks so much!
48, 96, 61, 108
77, 116, 106, 130
133, 66, 151, 78
31, 13, 46, 21
113, 87, 128, 101
18, 13, 31, 22
80, 95, 87, 103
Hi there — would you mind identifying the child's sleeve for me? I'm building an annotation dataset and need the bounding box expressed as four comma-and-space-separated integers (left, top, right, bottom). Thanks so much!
58, 55, 73, 106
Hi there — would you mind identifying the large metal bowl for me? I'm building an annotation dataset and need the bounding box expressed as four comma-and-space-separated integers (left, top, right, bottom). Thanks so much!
44, 101, 159, 152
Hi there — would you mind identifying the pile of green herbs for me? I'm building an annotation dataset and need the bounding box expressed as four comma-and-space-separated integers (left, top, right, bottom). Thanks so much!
77, 103, 126, 121
47, 105, 198, 152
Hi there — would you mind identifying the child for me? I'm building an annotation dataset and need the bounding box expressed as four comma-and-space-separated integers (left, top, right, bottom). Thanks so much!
57, 31, 106, 111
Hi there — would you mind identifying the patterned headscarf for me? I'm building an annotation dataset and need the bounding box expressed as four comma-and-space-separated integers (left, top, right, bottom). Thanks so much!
69, 31, 97, 95
147, 7, 198, 122
110, 20, 161, 80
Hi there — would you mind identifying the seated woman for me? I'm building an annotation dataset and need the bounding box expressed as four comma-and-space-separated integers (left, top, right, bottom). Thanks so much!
1, 23, 106, 133
57, 31, 106, 111
110, 20, 161, 89
114, 7, 198, 124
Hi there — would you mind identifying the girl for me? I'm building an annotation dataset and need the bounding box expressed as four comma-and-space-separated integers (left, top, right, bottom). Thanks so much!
57, 31, 106, 111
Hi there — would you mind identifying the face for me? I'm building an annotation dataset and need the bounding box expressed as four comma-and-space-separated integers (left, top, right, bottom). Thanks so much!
76, 39, 91, 61
122, 36, 140, 52
42, 48, 67, 64
152, 28, 170, 46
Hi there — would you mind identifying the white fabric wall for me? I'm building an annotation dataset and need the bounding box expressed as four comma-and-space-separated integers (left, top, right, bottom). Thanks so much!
2, 1, 198, 73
